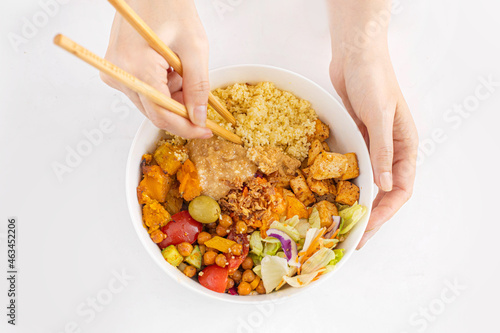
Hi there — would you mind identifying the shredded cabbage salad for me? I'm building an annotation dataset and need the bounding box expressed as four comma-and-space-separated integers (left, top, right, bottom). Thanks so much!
251, 203, 366, 293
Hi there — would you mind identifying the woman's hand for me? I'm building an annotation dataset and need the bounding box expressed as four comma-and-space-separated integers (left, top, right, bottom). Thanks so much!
328, 0, 418, 249
102, 0, 212, 139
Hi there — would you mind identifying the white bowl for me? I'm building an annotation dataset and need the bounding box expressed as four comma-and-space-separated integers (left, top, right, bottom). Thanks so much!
126, 64, 374, 304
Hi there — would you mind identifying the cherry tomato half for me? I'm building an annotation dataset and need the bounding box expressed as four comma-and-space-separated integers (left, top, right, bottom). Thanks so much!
198, 265, 228, 293
225, 228, 250, 275
159, 211, 202, 249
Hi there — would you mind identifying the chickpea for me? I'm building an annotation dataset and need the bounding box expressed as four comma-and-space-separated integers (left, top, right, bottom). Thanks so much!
203, 251, 217, 266
242, 269, 255, 283
150, 230, 166, 243
206, 222, 217, 229
256, 280, 266, 294
237, 282, 252, 296
177, 242, 193, 257
183, 265, 196, 278
226, 278, 235, 290
231, 269, 242, 283
199, 244, 206, 256
216, 225, 228, 237
229, 243, 243, 256
236, 221, 247, 234
197, 232, 212, 245
215, 254, 228, 268
241, 256, 254, 270
219, 214, 233, 228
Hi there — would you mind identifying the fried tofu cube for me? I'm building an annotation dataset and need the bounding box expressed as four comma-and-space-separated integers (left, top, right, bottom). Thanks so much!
306, 177, 332, 196
315, 193, 336, 204
310, 152, 348, 180
267, 171, 295, 189
307, 139, 324, 166
290, 174, 316, 206
340, 153, 360, 180
137, 165, 173, 204
335, 180, 360, 206
329, 181, 337, 196
322, 142, 331, 152
313, 200, 339, 228
311, 119, 330, 142
153, 142, 187, 176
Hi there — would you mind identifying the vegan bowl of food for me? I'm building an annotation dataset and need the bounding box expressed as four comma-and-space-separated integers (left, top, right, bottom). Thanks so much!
126, 65, 374, 303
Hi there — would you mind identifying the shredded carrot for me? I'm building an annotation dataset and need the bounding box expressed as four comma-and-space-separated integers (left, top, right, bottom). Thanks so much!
311, 269, 327, 282
300, 228, 326, 265
325, 220, 337, 233
275, 278, 286, 291
324, 241, 335, 248
330, 229, 340, 239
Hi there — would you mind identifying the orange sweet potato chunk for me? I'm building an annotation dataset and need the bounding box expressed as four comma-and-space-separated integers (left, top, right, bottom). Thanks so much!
286, 195, 309, 219
177, 159, 202, 201
142, 199, 171, 232
153, 142, 187, 176
137, 165, 173, 204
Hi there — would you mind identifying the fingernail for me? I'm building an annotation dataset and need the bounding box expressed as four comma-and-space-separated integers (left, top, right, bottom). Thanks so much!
201, 130, 213, 139
379, 172, 393, 192
193, 105, 207, 127
357, 228, 378, 250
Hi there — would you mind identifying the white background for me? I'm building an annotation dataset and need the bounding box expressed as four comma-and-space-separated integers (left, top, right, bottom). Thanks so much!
1, 0, 499, 332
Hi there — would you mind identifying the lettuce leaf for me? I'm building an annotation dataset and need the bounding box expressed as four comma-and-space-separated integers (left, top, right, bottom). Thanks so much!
301, 248, 336, 275
339, 203, 367, 235
325, 249, 345, 273
283, 270, 322, 288
322, 238, 339, 248
331, 249, 345, 265
261, 236, 281, 244
261, 255, 289, 293
285, 215, 300, 228
263, 242, 281, 256
308, 207, 321, 229
269, 221, 301, 242
253, 264, 262, 278
249, 231, 263, 256
301, 228, 322, 255
249, 253, 262, 266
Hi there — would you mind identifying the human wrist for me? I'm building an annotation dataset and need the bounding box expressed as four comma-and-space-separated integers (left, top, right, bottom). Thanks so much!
328, 0, 391, 63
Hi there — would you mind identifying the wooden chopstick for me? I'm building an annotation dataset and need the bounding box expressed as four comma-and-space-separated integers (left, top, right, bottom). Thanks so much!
107, 0, 236, 126
53, 34, 242, 145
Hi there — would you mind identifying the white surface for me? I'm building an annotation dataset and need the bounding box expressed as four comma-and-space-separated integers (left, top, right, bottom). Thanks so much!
1, 0, 499, 332
126, 65, 374, 303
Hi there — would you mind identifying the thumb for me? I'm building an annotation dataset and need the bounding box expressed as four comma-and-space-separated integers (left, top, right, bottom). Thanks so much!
179, 47, 210, 127
367, 112, 394, 192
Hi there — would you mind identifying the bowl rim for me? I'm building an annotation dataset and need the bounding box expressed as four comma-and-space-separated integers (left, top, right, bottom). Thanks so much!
126, 63, 374, 304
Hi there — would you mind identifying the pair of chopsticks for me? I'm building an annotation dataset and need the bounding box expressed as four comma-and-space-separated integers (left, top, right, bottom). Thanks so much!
54, 0, 241, 145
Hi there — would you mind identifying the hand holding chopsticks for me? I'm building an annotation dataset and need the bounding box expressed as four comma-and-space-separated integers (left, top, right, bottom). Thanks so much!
54, 34, 241, 144
107, 0, 236, 126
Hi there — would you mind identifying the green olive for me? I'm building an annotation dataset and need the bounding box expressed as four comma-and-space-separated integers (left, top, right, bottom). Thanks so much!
188, 195, 221, 224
